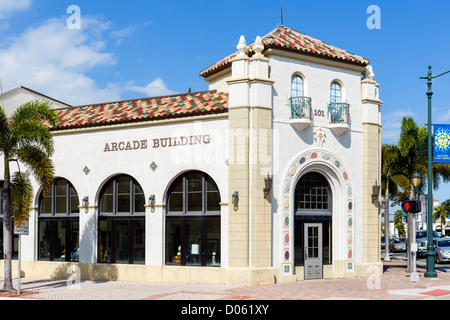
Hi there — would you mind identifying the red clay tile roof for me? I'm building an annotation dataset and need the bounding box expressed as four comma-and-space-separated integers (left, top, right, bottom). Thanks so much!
200, 25, 370, 77
52, 90, 228, 130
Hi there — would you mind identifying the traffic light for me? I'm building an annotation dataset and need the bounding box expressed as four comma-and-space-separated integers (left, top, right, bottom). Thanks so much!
402, 200, 421, 214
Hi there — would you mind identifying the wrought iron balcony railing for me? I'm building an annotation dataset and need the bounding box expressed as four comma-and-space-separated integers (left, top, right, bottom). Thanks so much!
288, 96, 312, 119
328, 102, 350, 124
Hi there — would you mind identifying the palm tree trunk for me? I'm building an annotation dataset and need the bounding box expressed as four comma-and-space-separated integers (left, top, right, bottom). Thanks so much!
2, 157, 14, 291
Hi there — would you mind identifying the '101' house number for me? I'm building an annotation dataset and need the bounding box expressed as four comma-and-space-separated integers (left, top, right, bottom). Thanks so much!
314, 109, 325, 117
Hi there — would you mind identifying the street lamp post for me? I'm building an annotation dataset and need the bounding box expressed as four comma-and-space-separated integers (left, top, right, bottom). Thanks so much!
420, 66, 450, 278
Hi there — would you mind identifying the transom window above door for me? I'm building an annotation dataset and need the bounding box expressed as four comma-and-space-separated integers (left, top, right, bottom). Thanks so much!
294, 172, 331, 214
99, 175, 145, 215
167, 171, 220, 215
39, 178, 79, 216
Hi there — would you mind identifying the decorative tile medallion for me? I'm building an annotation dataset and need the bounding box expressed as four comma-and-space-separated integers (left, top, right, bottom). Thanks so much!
83, 166, 91, 175
150, 162, 158, 172
283, 263, 291, 275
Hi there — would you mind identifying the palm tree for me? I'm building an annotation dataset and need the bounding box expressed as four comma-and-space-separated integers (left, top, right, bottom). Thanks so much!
393, 210, 406, 237
434, 199, 450, 236
433, 205, 447, 236
393, 117, 450, 199
387, 116, 450, 271
381, 143, 404, 261
0, 99, 57, 291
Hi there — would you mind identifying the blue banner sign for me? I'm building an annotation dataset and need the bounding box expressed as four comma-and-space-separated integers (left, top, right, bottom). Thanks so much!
434, 124, 450, 163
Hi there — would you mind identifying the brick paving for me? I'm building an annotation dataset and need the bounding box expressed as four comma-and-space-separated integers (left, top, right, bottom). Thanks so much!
1, 259, 450, 300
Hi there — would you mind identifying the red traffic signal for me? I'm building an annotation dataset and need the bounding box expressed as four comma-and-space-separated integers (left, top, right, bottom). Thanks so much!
402, 200, 421, 214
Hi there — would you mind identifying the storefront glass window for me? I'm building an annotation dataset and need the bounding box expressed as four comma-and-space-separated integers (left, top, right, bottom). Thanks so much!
166, 220, 182, 265
98, 220, 112, 263
98, 175, 145, 264
38, 178, 80, 262
206, 220, 221, 266
166, 171, 221, 267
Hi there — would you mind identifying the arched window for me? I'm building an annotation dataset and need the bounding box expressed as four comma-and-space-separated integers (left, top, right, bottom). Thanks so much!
166, 171, 221, 267
38, 178, 79, 261
294, 172, 332, 267
291, 75, 304, 98
98, 175, 145, 264
330, 82, 342, 103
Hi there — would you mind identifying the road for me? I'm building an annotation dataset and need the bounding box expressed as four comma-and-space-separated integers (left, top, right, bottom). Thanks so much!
384, 249, 450, 274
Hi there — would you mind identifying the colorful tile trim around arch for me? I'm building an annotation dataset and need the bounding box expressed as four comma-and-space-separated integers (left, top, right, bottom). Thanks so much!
281, 149, 354, 276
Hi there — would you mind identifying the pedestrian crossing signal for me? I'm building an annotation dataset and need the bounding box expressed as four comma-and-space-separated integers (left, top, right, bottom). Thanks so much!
402, 200, 421, 214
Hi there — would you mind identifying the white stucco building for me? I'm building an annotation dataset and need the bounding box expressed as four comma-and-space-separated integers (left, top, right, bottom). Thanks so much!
0, 25, 383, 284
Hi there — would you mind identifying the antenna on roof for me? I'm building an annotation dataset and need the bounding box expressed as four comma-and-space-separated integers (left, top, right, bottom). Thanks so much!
281, 0, 284, 25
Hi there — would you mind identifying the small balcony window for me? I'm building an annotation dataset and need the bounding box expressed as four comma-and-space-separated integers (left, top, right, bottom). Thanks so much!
330, 82, 342, 103
327, 81, 350, 136
288, 75, 312, 131
291, 75, 304, 98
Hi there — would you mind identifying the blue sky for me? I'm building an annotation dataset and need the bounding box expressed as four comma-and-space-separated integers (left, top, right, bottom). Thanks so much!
0, 0, 449, 203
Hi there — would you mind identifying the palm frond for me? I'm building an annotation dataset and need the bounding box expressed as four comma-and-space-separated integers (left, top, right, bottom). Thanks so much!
11, 120, 55, 156
391, 174, 411, 194
11, 172, 33, 227
10, 100, 57, 156
11, 100, 57, 127
16, 145, 54, 195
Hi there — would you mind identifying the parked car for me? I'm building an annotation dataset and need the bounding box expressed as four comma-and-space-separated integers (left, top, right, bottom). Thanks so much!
416, 230, 441, 257
381, 236, 385, 249
434, 239, 450, 264
389, 237, 406, 252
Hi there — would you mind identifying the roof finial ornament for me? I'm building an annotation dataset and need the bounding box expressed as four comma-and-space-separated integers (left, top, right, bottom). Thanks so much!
364, 65, 375, 80
236, 35, 247, 56
253, 36, 264, 57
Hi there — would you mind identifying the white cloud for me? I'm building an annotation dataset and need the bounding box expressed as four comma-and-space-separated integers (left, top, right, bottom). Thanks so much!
0, 0, 32, 20
109, 21, 152, 47
0, 15, 174, 106
0, 16, 118, 105
127, 78, 175, 97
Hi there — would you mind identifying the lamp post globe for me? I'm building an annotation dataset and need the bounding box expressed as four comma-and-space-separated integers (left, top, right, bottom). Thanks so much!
411, 171, 422, 195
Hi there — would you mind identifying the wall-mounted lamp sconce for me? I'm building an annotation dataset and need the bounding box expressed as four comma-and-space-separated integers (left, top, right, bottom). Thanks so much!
232, 191, 239, 211
149, 194, 156, 209
372, 181, 380, 203
82, 196, 89, 213
263, 174, 272, 200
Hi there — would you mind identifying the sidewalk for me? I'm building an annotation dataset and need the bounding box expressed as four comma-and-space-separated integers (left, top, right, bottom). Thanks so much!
1, 258, 450, 300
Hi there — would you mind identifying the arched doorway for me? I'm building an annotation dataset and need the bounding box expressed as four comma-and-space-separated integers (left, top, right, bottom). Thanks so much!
281, 150, 354, 279
294, 172, 332, 280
